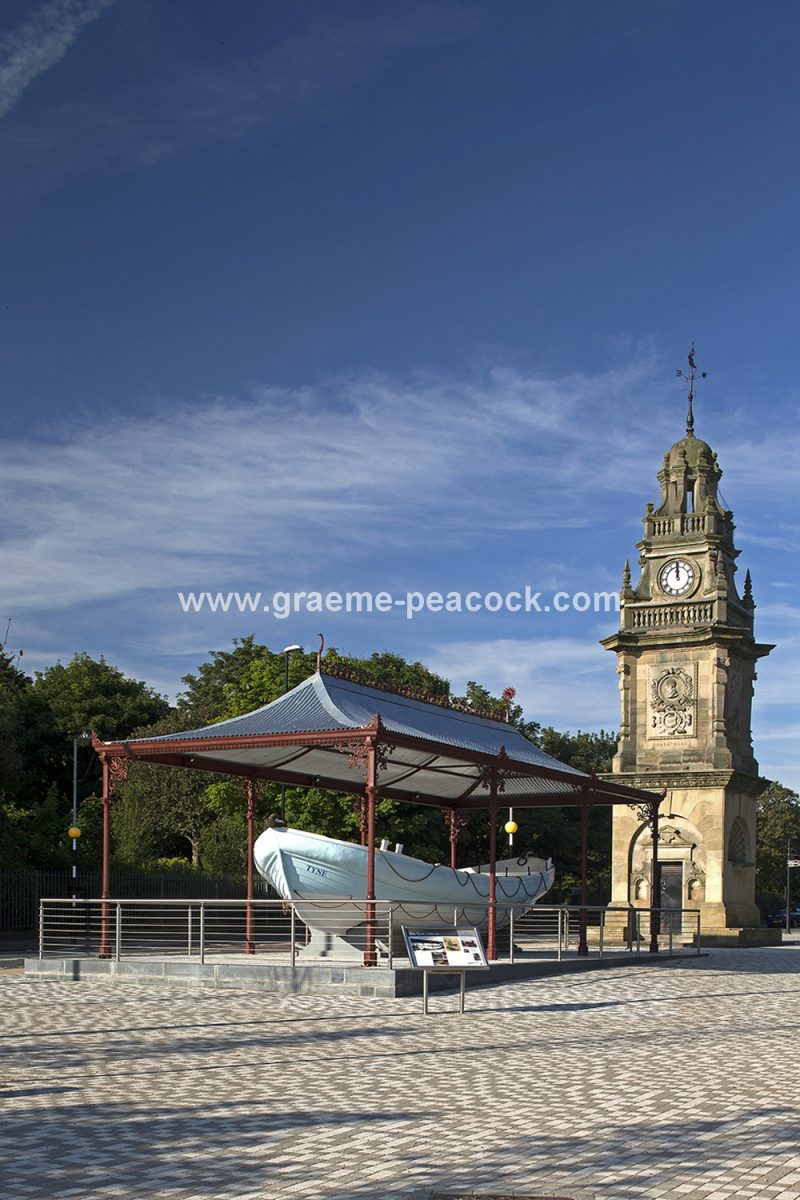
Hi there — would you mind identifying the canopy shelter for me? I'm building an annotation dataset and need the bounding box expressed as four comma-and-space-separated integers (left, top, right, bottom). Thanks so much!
92, 670, 662, 961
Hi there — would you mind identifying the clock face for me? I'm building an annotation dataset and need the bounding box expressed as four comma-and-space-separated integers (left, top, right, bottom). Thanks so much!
659, 558, 697, 597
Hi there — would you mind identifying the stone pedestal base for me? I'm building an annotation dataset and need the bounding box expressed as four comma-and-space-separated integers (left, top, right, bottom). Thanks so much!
699, 926, 781, 947
597, 911, 780, 948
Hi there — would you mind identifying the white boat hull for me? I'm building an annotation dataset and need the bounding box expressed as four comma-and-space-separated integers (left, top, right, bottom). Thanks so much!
254, 826, 555, 935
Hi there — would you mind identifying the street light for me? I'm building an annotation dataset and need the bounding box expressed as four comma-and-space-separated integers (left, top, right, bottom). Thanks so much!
71, 730, 91, 901
281, 645, 303, 821
505, 814, 518, 853
283, 644, 303, 692
786, 838, 800, 934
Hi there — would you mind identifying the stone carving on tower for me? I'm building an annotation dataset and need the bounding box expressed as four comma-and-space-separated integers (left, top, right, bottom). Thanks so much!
601, 347, 775, 941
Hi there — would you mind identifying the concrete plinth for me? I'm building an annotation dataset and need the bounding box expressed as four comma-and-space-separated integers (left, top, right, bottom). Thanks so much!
24, 947, 689, 996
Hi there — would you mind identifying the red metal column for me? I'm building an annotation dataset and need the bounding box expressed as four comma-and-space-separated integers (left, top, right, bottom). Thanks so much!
578, 796, 591, 956
244, 781, 255, 955
99, 757, 111, 958
487, 781, 498, 961
444, 809, 459, 868
364, 741, 377, 967
650, 795, 662, 954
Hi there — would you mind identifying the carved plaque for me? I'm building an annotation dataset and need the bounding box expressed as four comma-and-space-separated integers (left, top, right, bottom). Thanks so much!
648, 664, 697, 739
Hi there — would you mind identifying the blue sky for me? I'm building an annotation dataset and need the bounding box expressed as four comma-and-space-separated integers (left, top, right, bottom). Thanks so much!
1, 0, 798, 787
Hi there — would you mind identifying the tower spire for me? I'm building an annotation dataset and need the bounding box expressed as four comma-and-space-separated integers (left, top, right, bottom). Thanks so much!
676, 341, 707, 435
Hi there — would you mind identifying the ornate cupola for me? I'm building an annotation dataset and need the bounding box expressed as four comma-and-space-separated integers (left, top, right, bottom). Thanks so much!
601, 346, 775, 940
617, 352, 754, 643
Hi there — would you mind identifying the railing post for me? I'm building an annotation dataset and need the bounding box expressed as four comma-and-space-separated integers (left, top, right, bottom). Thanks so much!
696, 912, 701, 955
115, 902, 121, 962
99, 758, 112, 959
557, 907, 563, 961
290, 904, 296, 967
39, 900, 44, 959
244, 782, 255, 955
363, 742, 378, 967
668, 923, 673, 957
388, 904, 393, 970
188, 906, 193, 957
509, 907, 515, 964
200, 903, 205, 965
578, 793, 591, 956
599, 908, 605, 958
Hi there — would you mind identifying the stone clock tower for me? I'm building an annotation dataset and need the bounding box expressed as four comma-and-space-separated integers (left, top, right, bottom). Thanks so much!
601, 364, 774, 940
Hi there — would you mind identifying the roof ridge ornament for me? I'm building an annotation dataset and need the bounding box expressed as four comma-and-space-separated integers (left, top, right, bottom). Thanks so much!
324, 660, 512, 723
675, 341, 707, 436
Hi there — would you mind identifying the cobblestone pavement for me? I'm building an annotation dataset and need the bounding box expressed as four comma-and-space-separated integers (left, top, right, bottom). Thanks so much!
1, 945, 799, 1200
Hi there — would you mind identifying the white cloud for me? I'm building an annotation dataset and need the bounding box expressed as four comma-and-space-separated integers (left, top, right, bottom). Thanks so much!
4, 353, 798, 792
425, 636, 619, 732
2, 2, 483, 184
4, 352, 799, 622
2, 357, 675, 614
0, 0, 113, 120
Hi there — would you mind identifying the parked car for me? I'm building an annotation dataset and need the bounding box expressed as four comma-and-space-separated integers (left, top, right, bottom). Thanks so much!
766, 908, 800, 928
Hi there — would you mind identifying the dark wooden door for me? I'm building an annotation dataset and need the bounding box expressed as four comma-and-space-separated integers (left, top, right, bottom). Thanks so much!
660, 862, 683, 932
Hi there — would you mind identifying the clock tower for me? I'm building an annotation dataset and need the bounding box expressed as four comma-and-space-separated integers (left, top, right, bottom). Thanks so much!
601, 356, 774, 940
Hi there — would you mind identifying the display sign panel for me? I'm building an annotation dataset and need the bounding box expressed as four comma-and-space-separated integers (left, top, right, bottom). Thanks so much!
401, 926, 489, 970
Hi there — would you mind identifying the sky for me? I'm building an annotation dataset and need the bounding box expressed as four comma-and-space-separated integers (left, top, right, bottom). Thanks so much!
1, 0, 799, 787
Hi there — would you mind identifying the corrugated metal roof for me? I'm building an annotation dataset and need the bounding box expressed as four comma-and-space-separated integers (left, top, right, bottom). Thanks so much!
323, 675, 584, 775
133, 672, 586, 780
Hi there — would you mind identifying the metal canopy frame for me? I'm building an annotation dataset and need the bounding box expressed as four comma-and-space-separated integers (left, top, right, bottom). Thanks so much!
92, 671, 663, 963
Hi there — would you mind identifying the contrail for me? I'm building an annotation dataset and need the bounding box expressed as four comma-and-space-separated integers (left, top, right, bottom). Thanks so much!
0, 0, 114, 120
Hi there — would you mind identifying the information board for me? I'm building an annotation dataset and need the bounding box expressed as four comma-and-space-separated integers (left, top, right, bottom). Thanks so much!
401, 926, 489, 971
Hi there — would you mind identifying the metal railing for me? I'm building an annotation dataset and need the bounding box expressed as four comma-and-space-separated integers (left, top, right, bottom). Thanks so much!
38, 897, 395, 967
507, 905, 701, 960
37, 898, 701, 966
1, 867, 269, 931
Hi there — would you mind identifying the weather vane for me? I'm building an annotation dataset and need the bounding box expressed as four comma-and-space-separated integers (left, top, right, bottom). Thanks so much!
676, 342, 707, 436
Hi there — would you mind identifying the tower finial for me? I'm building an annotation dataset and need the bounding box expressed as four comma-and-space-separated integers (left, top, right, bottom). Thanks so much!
675, 341, 707, 436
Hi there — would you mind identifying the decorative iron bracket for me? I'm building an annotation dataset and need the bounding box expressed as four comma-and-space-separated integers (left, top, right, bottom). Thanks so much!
108, 756, 129, 792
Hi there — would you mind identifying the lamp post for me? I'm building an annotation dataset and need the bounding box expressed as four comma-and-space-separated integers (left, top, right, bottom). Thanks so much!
280, 645, 303, 821
505, 811, 518, 853
71, 731, 91, 901
786, 838, 800, 934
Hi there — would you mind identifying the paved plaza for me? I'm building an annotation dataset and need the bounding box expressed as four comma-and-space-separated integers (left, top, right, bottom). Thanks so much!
1, 943, 799, 1200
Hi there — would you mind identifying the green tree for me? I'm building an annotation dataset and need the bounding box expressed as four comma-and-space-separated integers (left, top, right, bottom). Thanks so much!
0, 649, 85, 867
113, 711, 216, 870
178, 636, 273, 725
32, 653, 170, 824
755, 781, 800, 913
33, 653, 169, 740
0, 653, 169, 869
